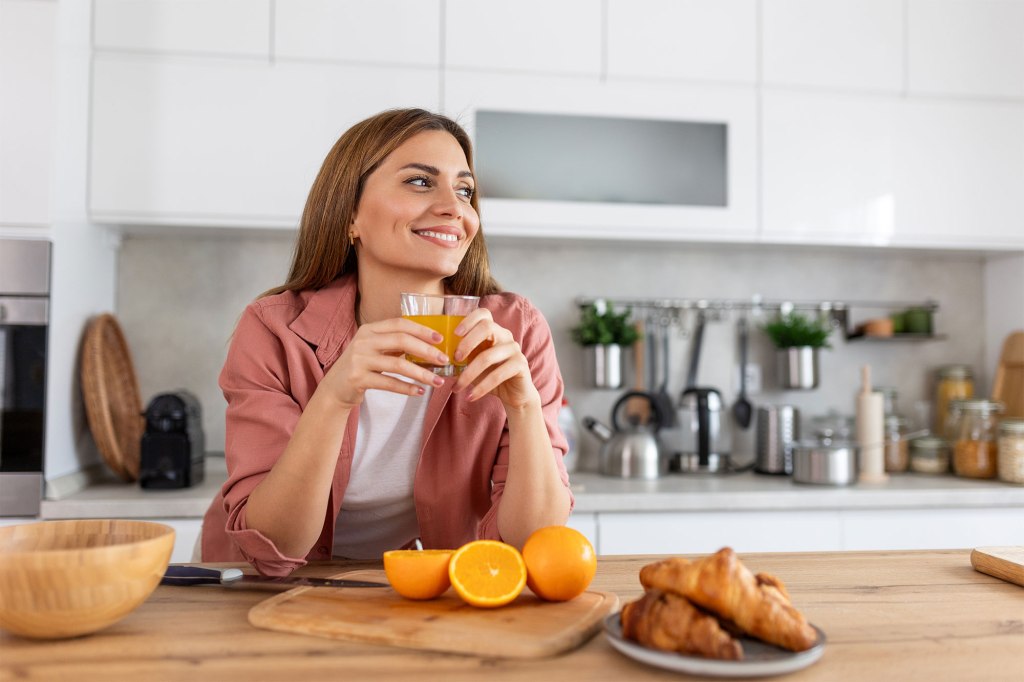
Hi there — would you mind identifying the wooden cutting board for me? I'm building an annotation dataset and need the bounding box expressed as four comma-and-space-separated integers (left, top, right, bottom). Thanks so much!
970, 547, 1024, 587
991, 331, 1024, 419
248, 569, 620, 659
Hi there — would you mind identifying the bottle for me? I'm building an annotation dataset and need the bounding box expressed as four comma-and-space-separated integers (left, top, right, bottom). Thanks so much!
558, 397, 580, 473
934, 365, 974, 438
856, 365, 887, 483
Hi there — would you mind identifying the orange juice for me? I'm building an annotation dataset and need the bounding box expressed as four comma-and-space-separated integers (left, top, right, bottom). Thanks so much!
404, 314, 466, 368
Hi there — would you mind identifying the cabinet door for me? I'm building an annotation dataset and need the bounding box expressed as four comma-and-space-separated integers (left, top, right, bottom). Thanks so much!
607, 0, 756, 84
155, 518, 203, 564
841, 508, 1023, 550
90, 54, 439, 228
0, 0, 56, 228
892, 98, 1024, 248
908, 0, 1024, 99
444, 72, 757, 241
599, 511, 844, 555
567, 512, 599, 555
762, 0, 904, 93
761, 90, 899, 245
445, 0, 601, 77
275, 0, 440, 66
93, 0, 270, 57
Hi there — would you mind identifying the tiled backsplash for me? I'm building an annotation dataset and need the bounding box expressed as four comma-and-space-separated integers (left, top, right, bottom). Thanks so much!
117, 234, 986, 469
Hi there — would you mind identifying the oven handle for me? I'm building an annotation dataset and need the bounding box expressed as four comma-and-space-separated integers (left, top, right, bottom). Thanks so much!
0, 297, 48, 325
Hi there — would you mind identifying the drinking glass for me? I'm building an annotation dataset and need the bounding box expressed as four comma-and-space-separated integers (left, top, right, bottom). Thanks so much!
400, 293, 480, 376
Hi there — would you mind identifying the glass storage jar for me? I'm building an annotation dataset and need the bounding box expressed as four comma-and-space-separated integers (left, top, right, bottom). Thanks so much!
875, 386, 899, 416
884, 415, 909, 472
934, 365, 974, 438
952, 400, 1003, 479
909, 436, 950, 474
997, 419, 1024, 485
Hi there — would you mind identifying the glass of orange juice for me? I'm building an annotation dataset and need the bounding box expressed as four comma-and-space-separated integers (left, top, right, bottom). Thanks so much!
401, 293, 480, 376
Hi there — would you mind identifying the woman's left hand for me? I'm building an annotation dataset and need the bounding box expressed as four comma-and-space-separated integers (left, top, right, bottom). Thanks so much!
452, 308, 540, 411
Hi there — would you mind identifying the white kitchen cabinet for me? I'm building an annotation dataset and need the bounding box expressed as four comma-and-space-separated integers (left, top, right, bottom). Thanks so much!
0, 0, 56, 229
761, 90, 899, 245
762, 0, 904, 93
444, 72, 757, 242
908, 0, 1024, 99
892, 97, 1024, 248
158, 518, 202, 564
90, 54, 438, 228
93, 0, 270, 58
445, 0, 601, 77
841, 508, 1022, 550
606, 0, 757, 85
762, 89, 1024, 249
274, 0, 440, 67
567, 512, 598, 553
599, 511, 845, 555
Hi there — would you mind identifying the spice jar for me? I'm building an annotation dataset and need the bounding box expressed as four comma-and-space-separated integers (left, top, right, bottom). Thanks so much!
997, 419, 1024, 485
952, 400, 1003, 479
934, 365, 974, 438
884, 415, 909, 472
909, 436, 950, 474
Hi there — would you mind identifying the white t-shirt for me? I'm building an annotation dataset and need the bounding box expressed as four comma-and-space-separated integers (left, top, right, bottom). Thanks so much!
332, 377, 431, 559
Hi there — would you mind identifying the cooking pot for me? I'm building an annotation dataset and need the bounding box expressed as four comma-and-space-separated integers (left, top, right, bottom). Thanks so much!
583, 391, 668, 479
792, 440, 859, 486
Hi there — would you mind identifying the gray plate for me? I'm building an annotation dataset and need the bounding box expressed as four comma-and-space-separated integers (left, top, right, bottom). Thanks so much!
604, 613, 826, 678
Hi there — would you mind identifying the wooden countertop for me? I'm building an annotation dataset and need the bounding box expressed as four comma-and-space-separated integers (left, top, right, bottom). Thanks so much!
2, 550, 1022, 681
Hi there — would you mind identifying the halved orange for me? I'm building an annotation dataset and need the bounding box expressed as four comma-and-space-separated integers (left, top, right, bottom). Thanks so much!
383, 549, 454, 600
448, 540, 527, 608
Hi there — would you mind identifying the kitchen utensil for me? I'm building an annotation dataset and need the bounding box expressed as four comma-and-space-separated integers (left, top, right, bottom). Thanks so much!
583, 390, 668, 479
755, 405, 800, 475
653, 318, 676, 427
992, 331, 1024, 419
792, 441, 858, 486
161, 565, 388, 589
685, 311, 706, 390
0, 519, 174, 639
248, 568, 619, 658
970, 546, 1024, 587
676, 387, 730, 473
856, 365, 887, 483
732, 317, 753, 429
81, 313, 145, 482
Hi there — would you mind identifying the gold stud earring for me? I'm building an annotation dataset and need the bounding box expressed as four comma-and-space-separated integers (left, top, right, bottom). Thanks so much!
349, 232, 357, 245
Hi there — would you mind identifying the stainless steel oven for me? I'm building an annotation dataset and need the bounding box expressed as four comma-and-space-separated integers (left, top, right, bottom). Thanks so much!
0, 239, 50, 516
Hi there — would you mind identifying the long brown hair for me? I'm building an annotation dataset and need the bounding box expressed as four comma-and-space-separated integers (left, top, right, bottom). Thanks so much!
264, 109, 501, 298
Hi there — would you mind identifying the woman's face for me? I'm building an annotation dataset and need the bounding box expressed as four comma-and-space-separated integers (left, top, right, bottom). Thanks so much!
352, 130, 479, 283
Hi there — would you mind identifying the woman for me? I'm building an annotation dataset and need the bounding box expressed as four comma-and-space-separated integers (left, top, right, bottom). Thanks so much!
202, 109, 572, 575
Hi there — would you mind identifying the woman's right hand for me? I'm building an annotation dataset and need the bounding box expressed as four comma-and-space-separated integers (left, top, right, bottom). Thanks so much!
319, 318, 449, 409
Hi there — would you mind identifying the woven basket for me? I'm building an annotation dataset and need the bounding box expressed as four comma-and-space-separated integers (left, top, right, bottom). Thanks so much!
81, 314, 144, 482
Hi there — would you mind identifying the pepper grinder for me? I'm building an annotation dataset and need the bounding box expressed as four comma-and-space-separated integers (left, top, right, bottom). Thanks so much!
856, 365, 887, 483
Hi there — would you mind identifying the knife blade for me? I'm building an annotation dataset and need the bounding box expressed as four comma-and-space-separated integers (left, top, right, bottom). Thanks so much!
161, 565, 388, 589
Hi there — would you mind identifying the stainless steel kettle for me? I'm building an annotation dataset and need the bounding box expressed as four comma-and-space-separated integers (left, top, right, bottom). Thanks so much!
674, 387, 730, 473
583, 391, 668, 479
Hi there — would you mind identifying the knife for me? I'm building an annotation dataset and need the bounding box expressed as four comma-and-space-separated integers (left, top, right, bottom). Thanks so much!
161, 565, 388, 589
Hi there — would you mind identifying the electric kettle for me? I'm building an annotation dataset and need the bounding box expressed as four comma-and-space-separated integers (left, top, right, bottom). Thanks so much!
583, 391, 668, 479
674, 387, 730, 473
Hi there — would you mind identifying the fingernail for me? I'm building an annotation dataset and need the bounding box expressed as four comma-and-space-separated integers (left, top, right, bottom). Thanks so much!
454, 325, 465, 336
416, 386, 425, 395
433, 376, 444, 387
436, 353, 449, 364
454, 350, 464, 361
466, 391, 475, 401
432, 332, 443, 342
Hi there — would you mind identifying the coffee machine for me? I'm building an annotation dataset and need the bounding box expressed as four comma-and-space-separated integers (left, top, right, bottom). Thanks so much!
140, 391, 205, 489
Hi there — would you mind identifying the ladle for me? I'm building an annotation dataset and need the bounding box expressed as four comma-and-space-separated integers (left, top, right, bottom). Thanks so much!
732, 317, 753, 429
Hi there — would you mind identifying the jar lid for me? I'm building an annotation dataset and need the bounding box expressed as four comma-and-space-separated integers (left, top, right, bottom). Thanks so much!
999, 419, 1024, 435
958, 399, 1005, 414
910, 435, 948, 452
937, 365, 973, 379
885, 415, 907, 428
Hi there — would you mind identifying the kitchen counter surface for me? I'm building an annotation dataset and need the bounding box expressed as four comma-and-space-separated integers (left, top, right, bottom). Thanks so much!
2, 550, 1020, 681
38, 456, 1024, 520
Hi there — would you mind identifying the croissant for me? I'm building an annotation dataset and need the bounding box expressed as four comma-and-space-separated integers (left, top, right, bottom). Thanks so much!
621, 589, 743, 660
639, 548, 817, 652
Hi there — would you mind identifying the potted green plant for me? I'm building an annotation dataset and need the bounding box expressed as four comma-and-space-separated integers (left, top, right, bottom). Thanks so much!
571, 302, 640, 389
761, 312, 833, 390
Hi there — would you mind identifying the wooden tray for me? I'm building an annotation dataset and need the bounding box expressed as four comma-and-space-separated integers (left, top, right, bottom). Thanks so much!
248, 569, 619, 659
80, 313, 144, 482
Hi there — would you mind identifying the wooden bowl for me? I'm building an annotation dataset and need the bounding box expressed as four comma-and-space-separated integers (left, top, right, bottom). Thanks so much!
0, 519, 175, 639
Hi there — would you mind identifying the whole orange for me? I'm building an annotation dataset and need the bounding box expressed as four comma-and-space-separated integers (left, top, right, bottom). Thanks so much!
522, 526, 597, 602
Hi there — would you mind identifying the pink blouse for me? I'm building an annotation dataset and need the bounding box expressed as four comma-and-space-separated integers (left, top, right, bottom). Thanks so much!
201, 274, 572, 575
